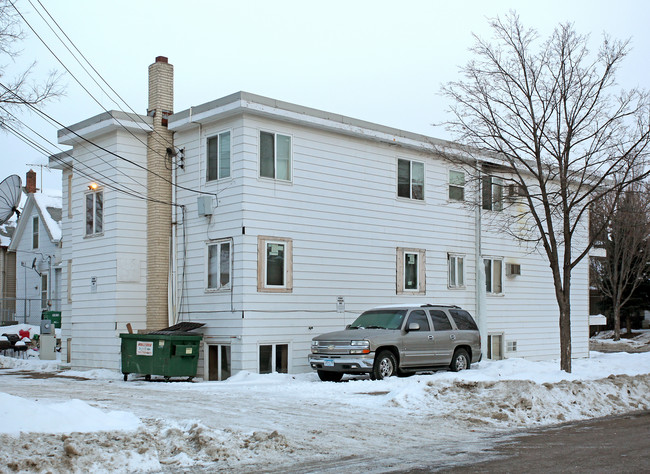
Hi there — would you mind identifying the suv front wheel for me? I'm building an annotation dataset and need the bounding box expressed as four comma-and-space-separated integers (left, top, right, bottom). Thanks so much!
371, 350, 397, 380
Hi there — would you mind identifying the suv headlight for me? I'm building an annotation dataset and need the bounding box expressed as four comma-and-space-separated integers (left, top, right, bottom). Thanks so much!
311, 340, 319, 353
349, 340, 370, 354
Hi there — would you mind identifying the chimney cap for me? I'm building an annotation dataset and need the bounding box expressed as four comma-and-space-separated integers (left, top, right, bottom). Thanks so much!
155, 56, 168, 63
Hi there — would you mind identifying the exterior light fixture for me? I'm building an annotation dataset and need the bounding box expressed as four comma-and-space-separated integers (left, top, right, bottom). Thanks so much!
88, 182, 98, 190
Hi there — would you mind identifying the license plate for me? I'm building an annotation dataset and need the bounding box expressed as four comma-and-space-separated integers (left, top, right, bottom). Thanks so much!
324, 359, 334, 367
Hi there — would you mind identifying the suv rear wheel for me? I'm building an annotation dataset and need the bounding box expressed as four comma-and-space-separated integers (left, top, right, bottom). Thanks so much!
371, 350, 397, 380
317, 370, 343, 382
450, 348, 470, 372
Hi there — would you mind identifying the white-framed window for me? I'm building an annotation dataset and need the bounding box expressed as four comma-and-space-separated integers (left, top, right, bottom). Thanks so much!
260, 131, 292, 181
207, 131, 231, 181
207, 344, 231, 381
259, 343, 289, 374
206, 240, 231, 291
397, 158, 424, 200
257, 236, 293, 292
85, 190, 103, 235
32, 216, 39, 249
448, 253, 465, 288
484, 257, 503, 294
487, 334, 504, 360
40, 274, 48, 310
396, 247, 426, 294
482, 175, 503, 211
449, 170, 465, 201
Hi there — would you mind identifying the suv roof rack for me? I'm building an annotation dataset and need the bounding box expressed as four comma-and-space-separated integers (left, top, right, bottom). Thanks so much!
420, 304, 461, 309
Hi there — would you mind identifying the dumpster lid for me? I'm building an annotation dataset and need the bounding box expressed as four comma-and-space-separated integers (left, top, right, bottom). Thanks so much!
146, 321, 205, 335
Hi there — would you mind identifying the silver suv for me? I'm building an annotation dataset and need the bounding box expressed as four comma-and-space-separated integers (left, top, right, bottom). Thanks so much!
309, 304, 481, 381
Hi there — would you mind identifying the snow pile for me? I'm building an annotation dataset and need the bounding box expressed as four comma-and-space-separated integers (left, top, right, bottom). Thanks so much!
0, 418, 296, 473
592, 329, 650, 347
1, 351, 649, 472
0, 393, 140, 435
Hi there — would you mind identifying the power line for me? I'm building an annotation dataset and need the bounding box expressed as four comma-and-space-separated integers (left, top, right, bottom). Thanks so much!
12, 0, 181, 173
0, 81, 217, 197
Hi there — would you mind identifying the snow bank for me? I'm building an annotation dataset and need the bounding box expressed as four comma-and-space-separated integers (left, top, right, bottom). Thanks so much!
0, 393, 141, 435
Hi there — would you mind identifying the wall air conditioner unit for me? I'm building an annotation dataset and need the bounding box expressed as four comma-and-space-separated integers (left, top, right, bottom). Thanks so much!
506, 183, 525, 200
197, 195, 213, 217
506, 263, 521, 276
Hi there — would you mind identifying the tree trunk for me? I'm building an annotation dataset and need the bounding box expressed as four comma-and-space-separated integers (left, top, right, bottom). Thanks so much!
559, 295, 572, 373
613, 305, 621, 341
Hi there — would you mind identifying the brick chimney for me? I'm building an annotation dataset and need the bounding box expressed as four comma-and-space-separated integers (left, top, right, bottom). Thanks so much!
25, 169, 37, 194
146, 56, 174, 330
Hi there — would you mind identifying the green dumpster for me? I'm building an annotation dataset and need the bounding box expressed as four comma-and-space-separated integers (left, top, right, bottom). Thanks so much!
120, 322, 203, 381
42, 310, 62, 328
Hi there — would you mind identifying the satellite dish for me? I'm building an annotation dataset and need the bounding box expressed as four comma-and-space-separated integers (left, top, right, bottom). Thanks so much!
0, 174, 22, 225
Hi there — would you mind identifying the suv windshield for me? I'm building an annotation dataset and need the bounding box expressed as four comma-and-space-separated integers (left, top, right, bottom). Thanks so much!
349, 310, 406, 330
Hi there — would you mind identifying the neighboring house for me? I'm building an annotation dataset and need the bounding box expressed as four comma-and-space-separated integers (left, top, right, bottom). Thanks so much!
8, 173, 62, 325
0, 220, 17, 323
51, 57, 590, 377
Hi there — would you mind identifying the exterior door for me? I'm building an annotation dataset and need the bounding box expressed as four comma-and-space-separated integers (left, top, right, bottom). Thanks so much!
429, 309, 456, 365
401, 309, 435, 367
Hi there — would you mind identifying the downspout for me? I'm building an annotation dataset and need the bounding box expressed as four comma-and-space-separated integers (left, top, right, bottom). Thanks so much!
475, 163, 487, 359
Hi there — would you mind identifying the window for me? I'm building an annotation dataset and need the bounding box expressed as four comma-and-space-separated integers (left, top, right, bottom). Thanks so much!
429, 310, 453, 331
448, 254, 465, 288
257, 236, 293, 292
406, 310, 430, 331
207, 131, 231, 181
32, 216, 39, 249
207, 240, 231, 290
259, 343, 288, 374
41, 274, 48, 310
484, 258, 503, 294
449, 170, 465, 201
396, 247, 426, 294
260, 131, 291, 181
85, 190, 103, 235
449, 309, 479, 331
208, 344, 231, 381
488, 334, 504, 360
397, 159, 424, 200
482, 176, 503, 211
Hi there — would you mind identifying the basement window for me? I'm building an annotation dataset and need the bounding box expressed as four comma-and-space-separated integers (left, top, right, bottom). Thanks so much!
259, 343, 288, 374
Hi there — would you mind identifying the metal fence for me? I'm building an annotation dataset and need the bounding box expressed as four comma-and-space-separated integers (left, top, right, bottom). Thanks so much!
0, 298, 61, 325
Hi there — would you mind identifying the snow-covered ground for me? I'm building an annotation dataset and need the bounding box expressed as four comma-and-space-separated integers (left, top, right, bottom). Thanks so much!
1, 332, 649, 473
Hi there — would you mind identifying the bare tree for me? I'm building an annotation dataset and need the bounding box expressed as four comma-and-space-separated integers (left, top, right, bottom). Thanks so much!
590, 185, 650, 340
440, 12, 650, 372
0, 0, 62, 128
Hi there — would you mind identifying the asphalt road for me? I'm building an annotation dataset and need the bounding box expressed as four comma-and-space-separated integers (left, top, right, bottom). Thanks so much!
424, 411, 650, 473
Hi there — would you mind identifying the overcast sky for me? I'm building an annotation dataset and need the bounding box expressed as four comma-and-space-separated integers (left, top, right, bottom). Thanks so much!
2, 0, 649, 193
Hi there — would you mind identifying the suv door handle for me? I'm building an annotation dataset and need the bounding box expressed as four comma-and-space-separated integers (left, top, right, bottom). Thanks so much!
449, 334, 456, 340
428, 335, 434, 340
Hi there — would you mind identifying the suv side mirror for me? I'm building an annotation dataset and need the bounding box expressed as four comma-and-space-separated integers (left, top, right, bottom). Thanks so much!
407, 322, 420, 332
